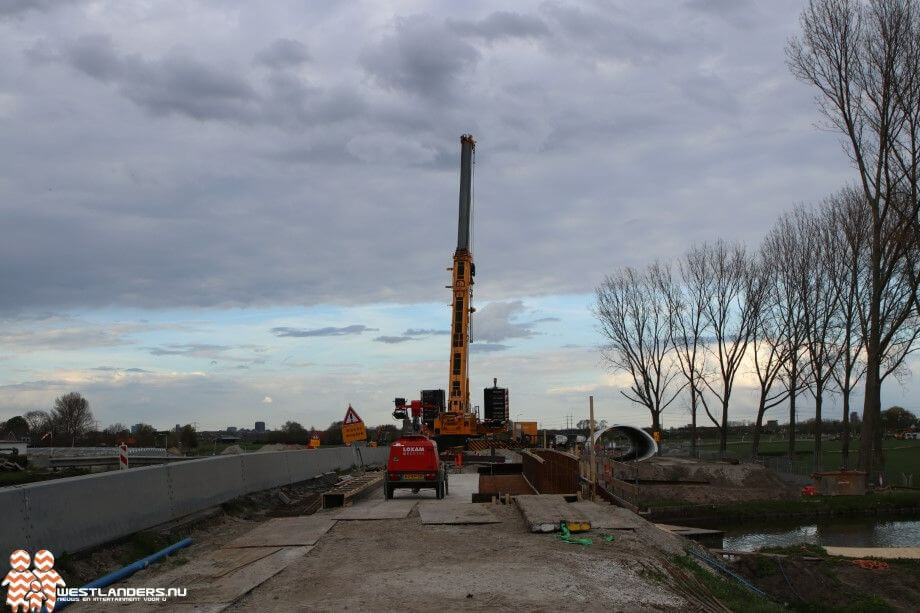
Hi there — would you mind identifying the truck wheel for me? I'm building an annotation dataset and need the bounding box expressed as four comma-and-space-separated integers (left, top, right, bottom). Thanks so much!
436, 481, 443, 499
445, 475, 449, 496
384, 482, 393, 500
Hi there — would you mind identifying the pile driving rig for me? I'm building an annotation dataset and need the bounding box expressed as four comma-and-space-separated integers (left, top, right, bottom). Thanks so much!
392, 134, 510, 448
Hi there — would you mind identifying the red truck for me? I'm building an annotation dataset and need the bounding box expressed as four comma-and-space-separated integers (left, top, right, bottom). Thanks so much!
384, 434, 448, 500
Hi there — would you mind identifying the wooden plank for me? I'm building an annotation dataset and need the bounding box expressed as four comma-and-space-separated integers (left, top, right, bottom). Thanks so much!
321, 472, 383, 508
225, 516, 336, 548
188, 546, 312, 603
513, 494, 591, 533
570, 501, 640, 530
824, 546, 920, 559
335, 500, 416, 520
417, 502, 500, 524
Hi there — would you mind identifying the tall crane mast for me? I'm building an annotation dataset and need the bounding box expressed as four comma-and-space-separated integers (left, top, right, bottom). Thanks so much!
448, 134, 475, 413
393, 134, 507, 447
432, 134, 481, 444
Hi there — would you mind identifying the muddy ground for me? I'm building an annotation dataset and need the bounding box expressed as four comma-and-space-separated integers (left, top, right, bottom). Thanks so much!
730, 548, 920, 612
612, 457, 798, 506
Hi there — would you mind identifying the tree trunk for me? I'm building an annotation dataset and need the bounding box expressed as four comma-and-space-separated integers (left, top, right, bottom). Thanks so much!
651, 409, 661, 435
814, 385, 823, 470
720, 397, 729, 453
788, 372, 797, 459
690, 388, 698, 457
858, 363, 884, 482
842, 374, 851, 470
752, 397, 766, 456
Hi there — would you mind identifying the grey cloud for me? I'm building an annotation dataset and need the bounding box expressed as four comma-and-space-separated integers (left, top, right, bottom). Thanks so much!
541, 3, 687, 63
473, 300, 557, 343
254, 39, 310, 69
373, 335, 416, 344
0, 325, 143, 351
361, 15, 479, 99
52, 34, 365, 128
471, 343, 509, 353
147, 344, 266, 365
404, 328, 450, 336
271, 325, 375, 338
148, 343, 231, 356
0, 1, 851, 313
449, 11, 550, 41
0, 0, 80, 17
64, 35, 258, 121
92, 366, 150, 373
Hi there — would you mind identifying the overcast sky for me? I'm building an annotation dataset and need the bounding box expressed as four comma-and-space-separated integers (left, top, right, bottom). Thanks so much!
1, 0, 916, 432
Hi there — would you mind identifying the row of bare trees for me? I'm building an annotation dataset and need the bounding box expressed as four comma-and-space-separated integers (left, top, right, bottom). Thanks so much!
596, 188, 917, 472
597, 0, 920, 478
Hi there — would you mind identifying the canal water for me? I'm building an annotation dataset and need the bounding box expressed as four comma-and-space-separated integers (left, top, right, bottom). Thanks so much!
722, 518, 920, 551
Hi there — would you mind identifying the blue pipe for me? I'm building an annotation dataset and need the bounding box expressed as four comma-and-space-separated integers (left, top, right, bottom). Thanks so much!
688, 548, 771, 599
47, 537, 193, 612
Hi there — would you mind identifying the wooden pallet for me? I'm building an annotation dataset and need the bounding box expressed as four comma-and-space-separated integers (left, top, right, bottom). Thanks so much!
321, 472, 384, 509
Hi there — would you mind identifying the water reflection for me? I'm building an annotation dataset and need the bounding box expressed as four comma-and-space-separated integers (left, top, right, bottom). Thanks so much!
723, 519, 920, 551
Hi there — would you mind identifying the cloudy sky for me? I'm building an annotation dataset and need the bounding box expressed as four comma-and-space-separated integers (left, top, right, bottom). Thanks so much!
1, 0, 916, 432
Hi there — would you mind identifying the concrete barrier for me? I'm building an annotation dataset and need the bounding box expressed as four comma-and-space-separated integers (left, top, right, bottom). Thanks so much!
0, 446, 385, 557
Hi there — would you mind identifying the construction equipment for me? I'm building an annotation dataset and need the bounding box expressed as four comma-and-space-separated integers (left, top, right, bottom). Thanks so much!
392, 134, 512, 448
384, 434, 448, 500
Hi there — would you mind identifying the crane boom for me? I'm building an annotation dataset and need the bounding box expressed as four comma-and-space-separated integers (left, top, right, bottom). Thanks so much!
448, 134, 475, 414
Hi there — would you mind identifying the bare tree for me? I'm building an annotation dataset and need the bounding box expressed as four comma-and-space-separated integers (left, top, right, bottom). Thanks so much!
788, 0, 920, 477
762, 217, 812, 458
697, 241, 762, 453
661, 246, 711, 455
51, 392, 95, 446
826, 188, 869, 468
797, 207, 846, 469
23, 410, 51, 435
595, 263, 683, 432
750, 256, 798, 456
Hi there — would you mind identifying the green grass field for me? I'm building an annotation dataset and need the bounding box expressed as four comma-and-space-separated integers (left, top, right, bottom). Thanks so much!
671, 437, 920, 477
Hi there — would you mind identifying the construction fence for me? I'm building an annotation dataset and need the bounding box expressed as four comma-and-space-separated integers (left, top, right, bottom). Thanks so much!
521, 449, 580, 495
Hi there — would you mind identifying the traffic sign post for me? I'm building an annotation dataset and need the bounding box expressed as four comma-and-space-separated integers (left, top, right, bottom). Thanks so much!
341, 405, 367, 445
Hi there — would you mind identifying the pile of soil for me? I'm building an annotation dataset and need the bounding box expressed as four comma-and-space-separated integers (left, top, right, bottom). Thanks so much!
220, 444, 243, 455
256, 443, 307, 452
731, 550, 920, 611
617, 457, 798, 505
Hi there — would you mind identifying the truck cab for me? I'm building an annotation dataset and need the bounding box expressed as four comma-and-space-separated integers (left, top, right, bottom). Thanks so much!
385, 434, 448, 500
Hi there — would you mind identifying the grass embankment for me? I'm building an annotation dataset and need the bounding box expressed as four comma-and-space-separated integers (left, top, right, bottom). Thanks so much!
645, 490, 920, 522
685, 437, 920, 477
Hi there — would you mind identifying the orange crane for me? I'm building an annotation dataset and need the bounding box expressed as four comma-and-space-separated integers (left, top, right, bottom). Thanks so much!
393, 134, 509, 448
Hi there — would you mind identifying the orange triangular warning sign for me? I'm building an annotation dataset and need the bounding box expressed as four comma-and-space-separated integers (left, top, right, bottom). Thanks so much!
343, 405, 363, 424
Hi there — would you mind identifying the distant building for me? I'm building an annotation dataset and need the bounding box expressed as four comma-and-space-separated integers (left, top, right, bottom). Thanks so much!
851, 411, 859, 423
766, 419, 779, 429
255, 421, 265, 433
175, 424, 181, 432
226, 426, 238, 434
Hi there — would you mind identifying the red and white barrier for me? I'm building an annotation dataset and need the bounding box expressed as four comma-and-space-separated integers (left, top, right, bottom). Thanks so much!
118, 444, 129, 470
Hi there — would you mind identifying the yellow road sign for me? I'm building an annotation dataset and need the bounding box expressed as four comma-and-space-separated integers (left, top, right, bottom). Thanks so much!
341, 405, 367, 444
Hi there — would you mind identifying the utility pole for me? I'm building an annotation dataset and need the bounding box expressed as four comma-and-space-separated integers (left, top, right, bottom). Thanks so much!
589, 396, 596, 502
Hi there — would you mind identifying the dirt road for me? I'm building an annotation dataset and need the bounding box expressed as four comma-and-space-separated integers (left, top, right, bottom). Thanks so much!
68, 471, 694, 612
